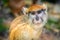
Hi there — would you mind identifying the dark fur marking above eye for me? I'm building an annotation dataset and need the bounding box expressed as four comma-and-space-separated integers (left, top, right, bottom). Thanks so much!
28, 11, 35, 15
28, 11, 31, 14
37, 9, 46, 14
41, 9, 46, 11
31, 12, 35, 15
37, 10, 41, 14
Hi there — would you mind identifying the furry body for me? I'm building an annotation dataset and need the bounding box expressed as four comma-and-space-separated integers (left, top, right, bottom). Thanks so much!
9, 4, 48, 40
9, 15, 43, 40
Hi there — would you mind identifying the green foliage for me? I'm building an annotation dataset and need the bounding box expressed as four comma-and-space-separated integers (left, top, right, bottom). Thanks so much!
2, 0, 8, 4
0, 18, 8, 32
45, 18, 60, 31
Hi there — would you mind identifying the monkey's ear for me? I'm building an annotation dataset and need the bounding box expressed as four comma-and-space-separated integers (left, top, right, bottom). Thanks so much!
22, 7, 28, 15
43, 4, 47, 11
43, 4, 47, 8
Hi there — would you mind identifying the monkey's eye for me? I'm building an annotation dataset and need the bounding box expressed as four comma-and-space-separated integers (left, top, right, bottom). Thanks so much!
28, 11, 35, 15
31, 12, 35, 15
41, 9, 46, 11
28, 11, 31, 14
37, 10, 41, 14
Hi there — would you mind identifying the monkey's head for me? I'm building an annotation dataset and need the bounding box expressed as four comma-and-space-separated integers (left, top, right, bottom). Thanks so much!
26, 4, 48, 29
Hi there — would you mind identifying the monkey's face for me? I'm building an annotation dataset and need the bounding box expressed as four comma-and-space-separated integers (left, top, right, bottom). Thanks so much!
27, 5, 48, 27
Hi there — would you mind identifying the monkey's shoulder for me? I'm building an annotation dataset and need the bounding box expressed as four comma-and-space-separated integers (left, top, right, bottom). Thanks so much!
10, 15, 28, 31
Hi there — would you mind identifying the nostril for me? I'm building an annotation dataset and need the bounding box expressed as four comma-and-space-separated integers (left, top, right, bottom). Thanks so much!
36, 15, 39, 21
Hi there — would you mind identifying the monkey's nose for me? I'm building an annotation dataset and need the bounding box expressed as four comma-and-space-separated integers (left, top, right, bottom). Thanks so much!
36, 15, 39, 21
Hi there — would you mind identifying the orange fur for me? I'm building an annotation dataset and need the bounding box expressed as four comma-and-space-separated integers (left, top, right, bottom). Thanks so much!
27, 4, 46, 13
9, 15, 42, 40
9, 4, 47, 40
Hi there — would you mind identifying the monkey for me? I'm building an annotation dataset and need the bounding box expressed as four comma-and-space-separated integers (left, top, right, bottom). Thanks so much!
9, 0, 48, 40
9, 4, 48, 40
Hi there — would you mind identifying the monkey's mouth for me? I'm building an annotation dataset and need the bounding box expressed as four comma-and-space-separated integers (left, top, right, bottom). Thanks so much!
32, 19, 42, 25
35, 23, 41, 25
